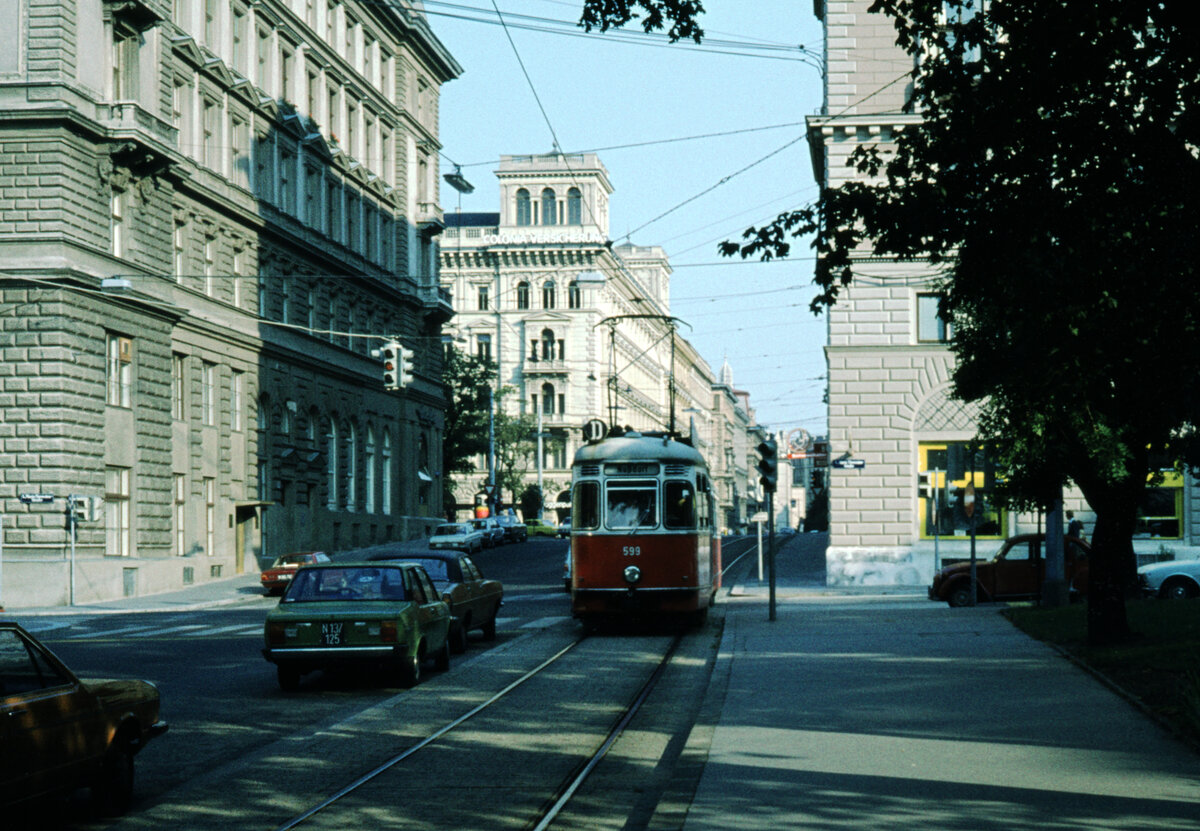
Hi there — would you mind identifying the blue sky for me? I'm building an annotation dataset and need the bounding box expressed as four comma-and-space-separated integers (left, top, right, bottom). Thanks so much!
428, 1, 828, 438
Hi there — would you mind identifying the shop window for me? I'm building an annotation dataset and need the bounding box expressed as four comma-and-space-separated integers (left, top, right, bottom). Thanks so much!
1135, 470, 1183, 539
918, 441, 1004, 539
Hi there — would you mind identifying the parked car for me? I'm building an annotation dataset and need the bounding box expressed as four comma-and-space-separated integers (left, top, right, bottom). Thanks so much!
260, 551, 331, 596
0, 621, 168, 815
429, 522, 485, 554
1138, 558, 1200, 600
369, 550, 503, 652
263, 562, 452, 690
928, 534, 1091, 607
470, 516, 505, 548
495, 513, 528, 543
524, 517, 558, 537
557, 520, 571, 538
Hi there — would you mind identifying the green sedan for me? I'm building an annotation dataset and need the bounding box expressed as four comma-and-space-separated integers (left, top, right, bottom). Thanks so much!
524, 517, 559, 537
263, 562, 451, 691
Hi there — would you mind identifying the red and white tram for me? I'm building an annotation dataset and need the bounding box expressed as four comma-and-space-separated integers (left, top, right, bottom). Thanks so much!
568, 428, 720, 627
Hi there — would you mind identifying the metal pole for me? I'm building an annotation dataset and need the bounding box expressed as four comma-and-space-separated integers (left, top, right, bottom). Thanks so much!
536, 406, 544, 518
0, 513, 5, 610
487, 387, 496, 517
756, 518, 763, 581
68, 495, 77, 606
767, 491, 777, 621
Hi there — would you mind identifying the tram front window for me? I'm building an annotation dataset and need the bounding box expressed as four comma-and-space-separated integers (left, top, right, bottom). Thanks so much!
606, 480, 657, 529
573, 481, 600, 530
664, 481, 696, 529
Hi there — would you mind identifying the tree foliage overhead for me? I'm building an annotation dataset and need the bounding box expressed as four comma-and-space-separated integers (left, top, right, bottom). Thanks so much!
722, 0, 1200, 643
578, 0, 705, 42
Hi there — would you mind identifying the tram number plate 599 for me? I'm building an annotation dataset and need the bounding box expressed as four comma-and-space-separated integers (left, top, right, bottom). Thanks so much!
622, 545, 641, 557
322, 622, 344, 645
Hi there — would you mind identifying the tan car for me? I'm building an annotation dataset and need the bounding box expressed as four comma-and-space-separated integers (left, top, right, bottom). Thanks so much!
369, 550, 503, 653
929, 534, 1091, 606
1, 621, 168, 816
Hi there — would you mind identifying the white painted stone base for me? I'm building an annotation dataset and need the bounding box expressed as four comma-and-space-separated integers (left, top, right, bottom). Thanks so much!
826, 546, 932, 587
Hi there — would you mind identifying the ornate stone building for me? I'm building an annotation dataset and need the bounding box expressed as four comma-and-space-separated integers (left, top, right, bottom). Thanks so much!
0, 0, 459, 606
440, 152, 752, 525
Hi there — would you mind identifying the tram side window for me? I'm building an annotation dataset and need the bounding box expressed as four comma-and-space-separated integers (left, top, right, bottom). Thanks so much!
572, 481, 600, 530
606, 480, 657, 529
664, 481, 696, 529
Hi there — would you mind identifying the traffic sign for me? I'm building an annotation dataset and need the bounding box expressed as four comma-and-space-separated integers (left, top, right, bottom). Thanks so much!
830, 458, 866, 470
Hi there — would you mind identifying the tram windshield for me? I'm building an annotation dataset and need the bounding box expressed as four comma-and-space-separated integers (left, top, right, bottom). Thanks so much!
664, 481, 697, 529
572, 481, 601, 530
605, 479, 658, 529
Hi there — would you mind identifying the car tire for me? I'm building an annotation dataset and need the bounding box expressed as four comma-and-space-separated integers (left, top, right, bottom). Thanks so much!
92, 737, 135, 817
398, 650, 421, 688
450, 621, 469, 654
434, 637, 451, 671
277, 666, 301, 691
1162, 578, 1198, 600
482, 607, 498, 641
947, 584, 973, 607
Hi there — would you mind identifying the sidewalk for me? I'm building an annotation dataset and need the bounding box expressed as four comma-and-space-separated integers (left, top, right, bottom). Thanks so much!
680, 535, 1200, 830
4, 572, 266, 617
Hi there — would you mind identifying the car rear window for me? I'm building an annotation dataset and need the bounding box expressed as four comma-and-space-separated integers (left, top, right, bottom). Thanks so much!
284, 567, 408, 602
409, 558, 450, 581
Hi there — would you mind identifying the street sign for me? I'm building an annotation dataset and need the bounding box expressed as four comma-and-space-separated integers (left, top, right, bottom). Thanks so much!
750, 511, 768, 523
964, 481, 976, 517
18, 493, 55, 504
830, 458, 866, 470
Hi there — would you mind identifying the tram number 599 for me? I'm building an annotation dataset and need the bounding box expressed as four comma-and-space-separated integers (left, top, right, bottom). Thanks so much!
622, 545, 641, 557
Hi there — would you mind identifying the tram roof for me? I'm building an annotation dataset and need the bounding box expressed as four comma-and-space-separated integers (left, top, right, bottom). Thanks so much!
573, 432, 707, 466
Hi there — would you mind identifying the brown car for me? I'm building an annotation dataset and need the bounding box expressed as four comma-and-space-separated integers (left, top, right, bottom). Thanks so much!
928, 534, 1091, 607
1, 621, 168, 815
369, 550, 503, 653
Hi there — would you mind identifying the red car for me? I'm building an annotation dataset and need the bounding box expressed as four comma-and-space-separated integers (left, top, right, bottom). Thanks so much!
260, 551, 331, 596
929, 534, 1091, 606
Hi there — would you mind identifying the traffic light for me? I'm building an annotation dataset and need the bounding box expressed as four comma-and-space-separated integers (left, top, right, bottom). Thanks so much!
398, 346, 415, 387
380, 341, 401, 390
757, 438, 778, 493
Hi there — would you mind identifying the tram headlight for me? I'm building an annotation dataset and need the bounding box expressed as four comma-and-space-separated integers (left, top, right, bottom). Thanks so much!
623, 565, 642, 585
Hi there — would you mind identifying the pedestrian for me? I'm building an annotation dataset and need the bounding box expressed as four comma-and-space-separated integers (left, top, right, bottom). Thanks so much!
1066, 510, 1084, 539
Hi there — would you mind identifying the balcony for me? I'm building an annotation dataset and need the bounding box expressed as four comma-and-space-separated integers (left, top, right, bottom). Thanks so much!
420, 285, 454, 325
416, 201, 445, 237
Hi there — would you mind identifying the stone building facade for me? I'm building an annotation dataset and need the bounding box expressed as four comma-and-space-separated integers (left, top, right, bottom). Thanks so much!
440, 153, 752, 525
0, 0, 459, 607
807, 0, 1199, 586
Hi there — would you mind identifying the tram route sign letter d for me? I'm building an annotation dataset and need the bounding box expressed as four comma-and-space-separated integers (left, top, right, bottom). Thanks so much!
757, 439, 778, 493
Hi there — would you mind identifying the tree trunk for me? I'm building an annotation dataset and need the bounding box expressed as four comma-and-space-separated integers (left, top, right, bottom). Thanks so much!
1083, 478, 1142, 646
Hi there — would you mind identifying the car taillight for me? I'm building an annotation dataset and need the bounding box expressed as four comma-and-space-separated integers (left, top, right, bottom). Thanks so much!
267, 622, 286, 644
380, 620, 398, 643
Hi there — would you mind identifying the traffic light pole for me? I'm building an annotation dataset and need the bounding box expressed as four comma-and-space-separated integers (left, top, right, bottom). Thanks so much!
767, 490, 776, 622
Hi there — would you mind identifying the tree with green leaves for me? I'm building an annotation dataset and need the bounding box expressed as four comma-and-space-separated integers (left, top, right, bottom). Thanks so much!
719, 0, 1200, 644
442, 345, 494, 479
494, 404, 537, 509
579, 0, 705, 42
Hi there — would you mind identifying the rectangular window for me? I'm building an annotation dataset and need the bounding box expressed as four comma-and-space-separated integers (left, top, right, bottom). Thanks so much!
605, 479, 658, 530
477, 285, 489, 311
204, 477, 216, 555
231, 7, 247, 74
305, 166, 321, 228
112, 28, 139, 101
105, 466, 131, 557
172, 353, 186, 420
231, 370, 244, 432
203, 235, 215, 296
174, 473, 187, 556
917, 293, 953, 343
231, 116, 249, 188
919, 442, 1004, 539
110, 191, 126, 258
204, 0, 219, 47
664, 481, 697, 529
476, 334, 491, 362
201, 361, 216, 426
173, 219, 187, 280
571, 481, 600, 530
202, 98, 218, 170
279, 150, 293, 214
106, 333, 132, 408
1135, 470, 1183, 539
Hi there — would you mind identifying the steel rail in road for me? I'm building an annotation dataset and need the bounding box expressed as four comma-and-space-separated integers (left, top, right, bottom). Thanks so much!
272, 632, 684, 831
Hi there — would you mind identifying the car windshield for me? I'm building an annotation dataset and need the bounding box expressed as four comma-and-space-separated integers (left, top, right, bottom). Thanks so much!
434, 524, 462, 536
283, 567, 407, 602
272, 554, 313, 567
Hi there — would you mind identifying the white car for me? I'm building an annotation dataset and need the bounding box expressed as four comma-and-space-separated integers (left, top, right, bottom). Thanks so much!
429, 522, 485, 554
1137, 558, 1200, 600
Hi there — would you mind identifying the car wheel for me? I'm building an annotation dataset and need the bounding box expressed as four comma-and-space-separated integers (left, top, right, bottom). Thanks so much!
434, 637, 451, 671
450, 621, 469, 654
92, 736, 135, 817
1162, 578, 1198, 600
482, 607, 498, 641
277, 665, 301, 691
947, 584, 973, 607
398, 650, 421, 688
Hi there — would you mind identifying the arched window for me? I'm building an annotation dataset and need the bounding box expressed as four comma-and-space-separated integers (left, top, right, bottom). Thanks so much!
567, 187, 582, 225
542, 280, 556, 309
515, 188, 531, 226
568, 281, 581, 309
516, 281, 530, 309
541, 328, 556, 360
346, 421, 358, 511
381, 430, 393, 515
365, 425, 376, 514
541, 382, 556, 414
541, 188, 557, 225
327, 419, 338, 509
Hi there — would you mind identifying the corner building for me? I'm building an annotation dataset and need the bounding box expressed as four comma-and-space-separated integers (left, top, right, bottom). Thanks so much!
0, 0, 460, 606
807, 0, 1200, 586
441, 153, 751, 525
